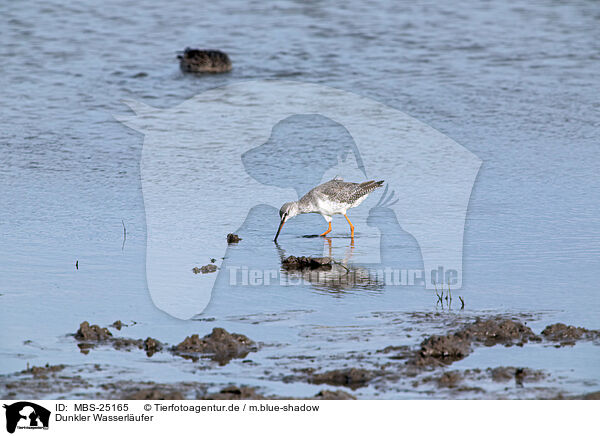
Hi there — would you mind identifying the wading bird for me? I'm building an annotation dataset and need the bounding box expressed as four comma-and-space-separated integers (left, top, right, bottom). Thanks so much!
274, 178, 384, 242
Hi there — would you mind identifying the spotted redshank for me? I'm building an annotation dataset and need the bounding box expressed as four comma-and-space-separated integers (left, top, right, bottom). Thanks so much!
274, 178, 384, 241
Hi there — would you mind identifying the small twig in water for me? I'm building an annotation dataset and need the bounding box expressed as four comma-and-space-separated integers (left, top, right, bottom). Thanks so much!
121, 220, 127, 251
75, 260, 78, 270
433, 280, 443, 306
459, 296, 465, 310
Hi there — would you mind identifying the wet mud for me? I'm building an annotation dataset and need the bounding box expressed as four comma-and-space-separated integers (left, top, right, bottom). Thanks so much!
1, 364, 92, 399
541, 323, 600, 346
0, 363, 356, 400
489, 367, 545, 384
404, 317, 541, 367
308, 368, 376, 389
75, 322, 255, 363
2, 315, 598, 399
173, 328, 258, 364
192, 264, 218, 274
74, 321, 163, 357
281, 256, 333, 271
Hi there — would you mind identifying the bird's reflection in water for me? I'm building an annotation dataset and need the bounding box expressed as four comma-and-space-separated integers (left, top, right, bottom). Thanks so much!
275, 237, 383, 296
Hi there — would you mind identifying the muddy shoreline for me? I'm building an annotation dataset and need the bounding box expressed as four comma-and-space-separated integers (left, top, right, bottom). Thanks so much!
1, 314, 599, 400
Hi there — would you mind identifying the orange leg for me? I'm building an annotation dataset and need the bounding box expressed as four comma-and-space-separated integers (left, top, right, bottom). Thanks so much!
324, 237, 332, 256
320, 221, 332, 236
344, 214, 354, 238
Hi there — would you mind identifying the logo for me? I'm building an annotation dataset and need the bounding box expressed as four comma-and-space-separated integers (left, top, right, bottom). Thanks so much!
117, 80, 481, 319
3, 402, 50, 434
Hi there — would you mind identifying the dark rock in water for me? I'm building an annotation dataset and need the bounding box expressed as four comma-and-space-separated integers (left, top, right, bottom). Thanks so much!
227, 233, 241, 244
178, 48, 232, 73
173, 328, 257, 364
541, 323, 600, 345
75, 321, 112, 341
111, 320, 123, 330
193, 264, 217, 274
309, 368, 374, 389
282, 256, 333, 271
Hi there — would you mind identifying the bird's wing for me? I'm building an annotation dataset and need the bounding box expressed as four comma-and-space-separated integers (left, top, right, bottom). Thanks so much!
314, 180, 358, 201
311, 179, 384, 204
345, 180, 385, 204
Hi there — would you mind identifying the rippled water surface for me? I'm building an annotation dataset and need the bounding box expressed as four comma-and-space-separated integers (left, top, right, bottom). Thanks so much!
1, 0, 599, 398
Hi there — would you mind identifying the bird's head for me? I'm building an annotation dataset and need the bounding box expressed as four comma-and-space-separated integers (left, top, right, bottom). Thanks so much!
274, 201, 299, 242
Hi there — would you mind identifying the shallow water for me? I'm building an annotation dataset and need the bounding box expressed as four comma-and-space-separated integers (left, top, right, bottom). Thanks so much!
1, 0, 599, 398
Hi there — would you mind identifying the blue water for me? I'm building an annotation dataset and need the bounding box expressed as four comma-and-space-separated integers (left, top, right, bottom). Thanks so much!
1, 0, 599, 398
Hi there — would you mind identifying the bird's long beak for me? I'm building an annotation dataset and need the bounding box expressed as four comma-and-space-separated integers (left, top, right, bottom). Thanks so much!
274, 215, 286, 242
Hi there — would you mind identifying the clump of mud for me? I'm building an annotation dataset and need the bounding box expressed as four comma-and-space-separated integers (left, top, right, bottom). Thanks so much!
124, 388, 186, 400
282, 256, 333, 271
417, 366, 546, 392
104, 382, 355, 400
313, 390, 356, 400
73, 322, 255, 363
21, 364, 66, 378
415, 332, 471, 366
202, 385, 264, 400
227, 233, 242, 244
464, 317, 540, 346
100, 380, 205, 400
1, 364, 92, 399
201, 385, 357, 400
74, 321, 162, 357
173, 328, 257, 364
193, 264, 217, 274
541, 323, 600, 345
144, 337, 163, 355
309, 368, 374, 389
405, 317, 540, 367
76, 321, 112, 341
421, 370, 464, 388
489, 366, 545, 384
